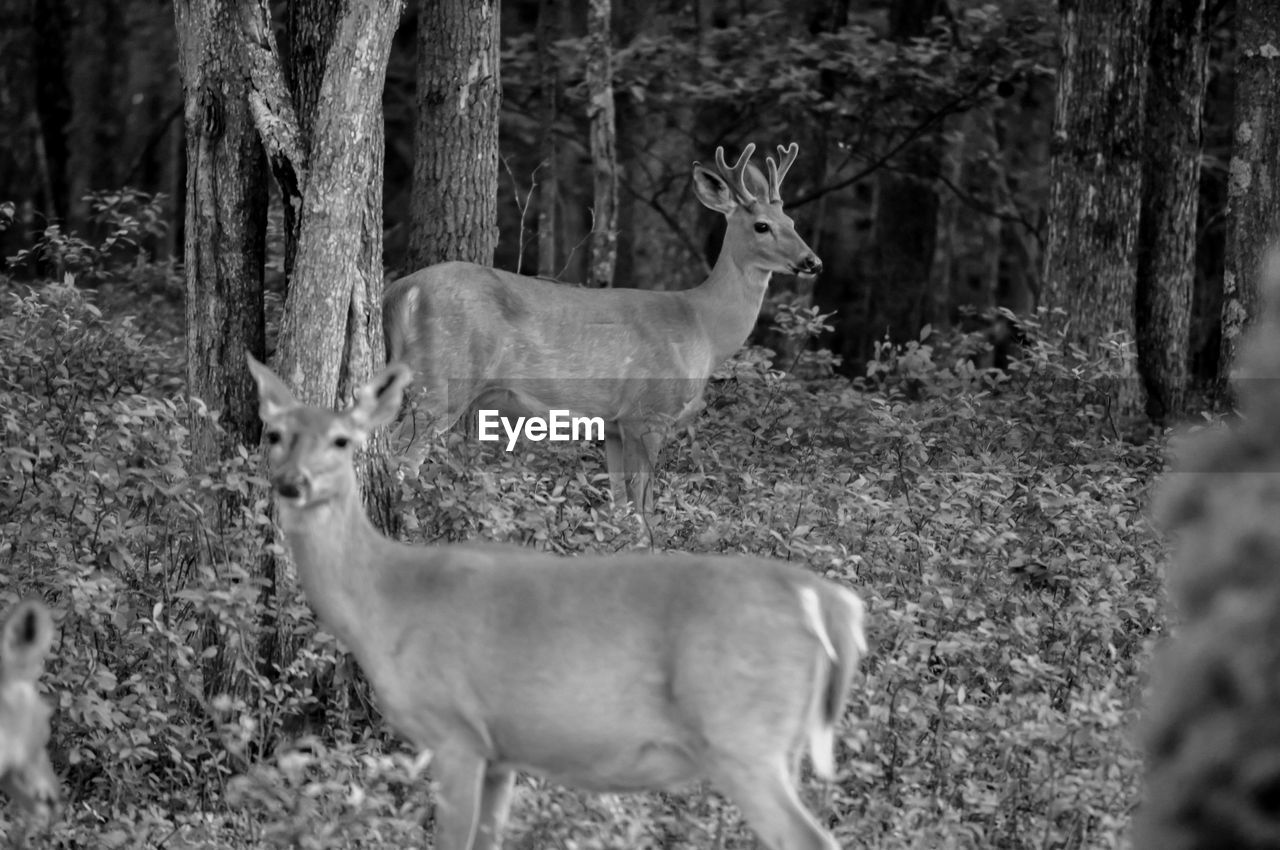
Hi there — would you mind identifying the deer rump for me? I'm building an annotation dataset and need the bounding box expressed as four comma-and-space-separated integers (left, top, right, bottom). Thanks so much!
359, 547, 864, 794
383, 262, 713, 435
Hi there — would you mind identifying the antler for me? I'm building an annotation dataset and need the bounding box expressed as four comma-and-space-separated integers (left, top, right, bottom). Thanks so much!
766, 143, 799, 204
714, 144, 758, 206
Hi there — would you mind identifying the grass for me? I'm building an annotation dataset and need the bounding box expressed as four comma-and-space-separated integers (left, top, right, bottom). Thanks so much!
0, 273, 1167, 849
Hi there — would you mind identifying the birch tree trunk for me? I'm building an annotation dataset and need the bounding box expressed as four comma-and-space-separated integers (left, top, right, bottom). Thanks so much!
408, 0, 501, 268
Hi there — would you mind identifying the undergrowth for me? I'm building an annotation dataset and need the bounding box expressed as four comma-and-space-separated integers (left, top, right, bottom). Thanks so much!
0, 261, 1165, 848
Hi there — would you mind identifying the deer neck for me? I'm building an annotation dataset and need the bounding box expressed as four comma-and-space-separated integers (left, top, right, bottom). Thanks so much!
687, 251, 772, 367
276, 489, 394, 653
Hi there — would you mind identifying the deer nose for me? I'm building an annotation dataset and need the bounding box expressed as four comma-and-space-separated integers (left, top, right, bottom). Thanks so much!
798, 255, 823, 275
273, 471, 308, 500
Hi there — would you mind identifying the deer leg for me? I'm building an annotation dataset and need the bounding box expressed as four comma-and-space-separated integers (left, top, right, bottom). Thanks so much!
431, 750, 488, 850
472, 768, 516, 850
637, 425, 670, 513
710, 760, 838, 850
392, 381, 471, 474
621, 430, 655, 514
604, 431, 629, 506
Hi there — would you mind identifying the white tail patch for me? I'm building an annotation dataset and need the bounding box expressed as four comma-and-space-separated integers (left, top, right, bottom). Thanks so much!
840, 586, 868, 657
808, 721, 836, 781
798, 585, 839, 781
797, 585, 837, 661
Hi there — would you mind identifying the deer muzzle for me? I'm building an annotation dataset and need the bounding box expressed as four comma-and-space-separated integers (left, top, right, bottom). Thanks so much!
272, 470, 310, 501
794, 254, 823, 276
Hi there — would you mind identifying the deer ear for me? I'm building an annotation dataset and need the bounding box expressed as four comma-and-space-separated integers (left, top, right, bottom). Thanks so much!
349, 362, 412, 432
246, 353, 298, 422
0, 601, 53, 683
692, 164, 738, 215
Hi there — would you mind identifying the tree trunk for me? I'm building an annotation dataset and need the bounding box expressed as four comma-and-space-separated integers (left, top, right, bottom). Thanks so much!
175, 0, 268, 467
1135, 0, 1206, 423
871, 0, 941, 342
0, 0, 39, 259
282, 0, 345, 284
928, 119, 963, 330
1043, 0, 1150, 422
277, 0, 403, 521
65, 0, 126, 229
32, 0, 72, 224
586, 0, 618, 288
408, 0, 501, 269
1220, 0, 1280, 385
174, 0, 268, 700
535, 0, 560, 277
242, 0, 405, 684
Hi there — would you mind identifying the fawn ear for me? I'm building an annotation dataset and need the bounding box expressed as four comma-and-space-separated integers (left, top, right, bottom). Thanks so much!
246, 353, 297, 422
349, 362, 412, 432
0, 601, 53, 684
692, 163, 738, 216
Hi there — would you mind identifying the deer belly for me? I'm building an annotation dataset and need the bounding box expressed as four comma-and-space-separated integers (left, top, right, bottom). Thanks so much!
496, 727, 704, 793
473, 384, 614, 423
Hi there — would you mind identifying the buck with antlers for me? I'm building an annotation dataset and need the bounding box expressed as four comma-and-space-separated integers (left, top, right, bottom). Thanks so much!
248, 353, 865, 850
0, 599, 59, 817
384, 142, 821, 511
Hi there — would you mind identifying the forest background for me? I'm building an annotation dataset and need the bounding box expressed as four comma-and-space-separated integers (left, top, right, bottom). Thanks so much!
1, 0, 1275, 847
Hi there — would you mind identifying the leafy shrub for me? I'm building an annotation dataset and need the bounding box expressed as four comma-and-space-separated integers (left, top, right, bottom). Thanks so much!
1, 272, 1164, 848
4, 190, 170, 284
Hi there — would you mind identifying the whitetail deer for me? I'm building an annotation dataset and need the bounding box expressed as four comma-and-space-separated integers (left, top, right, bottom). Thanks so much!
248, 354, 866, 850
0, 599, 58, 816
384, 142, 821, 512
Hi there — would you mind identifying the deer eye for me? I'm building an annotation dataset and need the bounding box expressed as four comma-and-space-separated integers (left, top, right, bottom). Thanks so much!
265, 430, 282, 445
753, 222, 771, 234
332, 436, 351, 449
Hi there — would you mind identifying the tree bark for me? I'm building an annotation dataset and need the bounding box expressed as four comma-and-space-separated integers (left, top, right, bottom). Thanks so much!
0, 0, 40, 259
1043, 0, 1150, 420
1220, 0, 1280, 385
260, 0, 403, 409
535, 0, 560, 277
274, 0, 404, 531
408, 0, 501, 269
175, 0, 268, 466
174, 0, 268, 700
241, 0, 405, 683
586, 0, 619, 288
282, 0, 345, 283
871, 0, 941, 342
32, 0, 72, 224
1135, 0, 1206, 423
65, 0, 125, 229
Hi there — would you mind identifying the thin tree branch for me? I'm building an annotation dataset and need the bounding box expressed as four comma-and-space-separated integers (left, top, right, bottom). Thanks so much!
237, 0, 307, 198
616, 174, 709, 272
501, 156, 544, 276
930, 164, 1044, 251
789, 77, 995, 208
